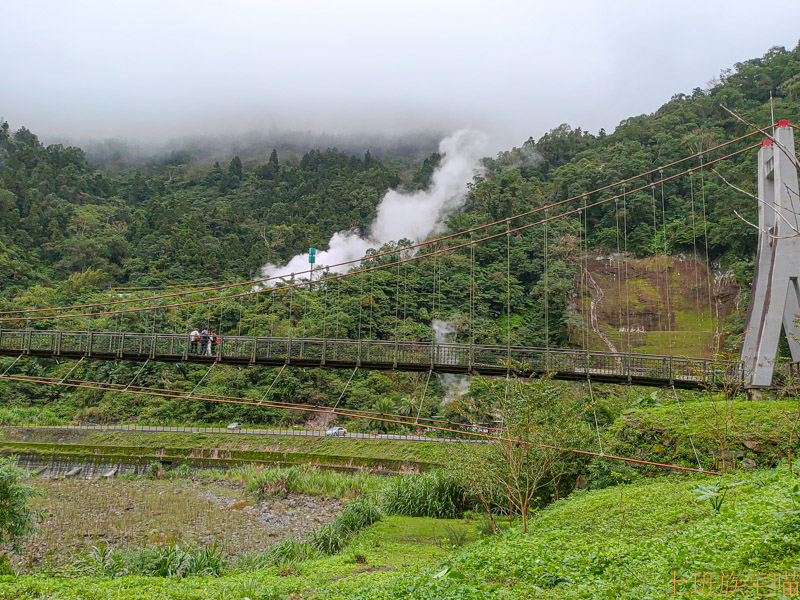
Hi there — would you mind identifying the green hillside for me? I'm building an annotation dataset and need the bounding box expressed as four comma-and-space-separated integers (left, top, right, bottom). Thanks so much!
3, 44, 800, 425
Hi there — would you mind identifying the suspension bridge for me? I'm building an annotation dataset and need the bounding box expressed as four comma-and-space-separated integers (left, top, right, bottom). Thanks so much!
0, 329, 740, 389
1, 120, 799, 475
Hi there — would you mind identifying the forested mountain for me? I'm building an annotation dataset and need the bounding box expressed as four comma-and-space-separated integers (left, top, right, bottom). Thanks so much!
1, 43, 799, 427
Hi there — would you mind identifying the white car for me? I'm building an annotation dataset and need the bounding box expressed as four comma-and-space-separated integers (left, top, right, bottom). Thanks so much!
325, 426, 347, 437
227, 422, 242, 430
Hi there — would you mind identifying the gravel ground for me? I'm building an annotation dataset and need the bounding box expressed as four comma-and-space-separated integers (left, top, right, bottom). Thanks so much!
13, 478, 341, 571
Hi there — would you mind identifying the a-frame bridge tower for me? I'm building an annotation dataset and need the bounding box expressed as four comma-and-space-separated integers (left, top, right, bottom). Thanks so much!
741, 120, 800, 388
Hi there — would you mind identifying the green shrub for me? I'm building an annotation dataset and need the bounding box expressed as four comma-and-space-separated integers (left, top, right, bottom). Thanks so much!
144, 461, 164, 480
0, 406, 62, 426
249, 466, 303, 499
308, 522, 348, 555
0, 456, 42, 551
164, 463, 192, 479
307, 496, 382, 557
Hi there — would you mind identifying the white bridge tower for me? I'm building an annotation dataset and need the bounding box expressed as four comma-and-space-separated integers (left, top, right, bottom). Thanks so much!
740, 120, 800, 388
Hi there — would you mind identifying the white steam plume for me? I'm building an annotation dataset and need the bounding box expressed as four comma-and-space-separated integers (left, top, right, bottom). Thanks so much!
259, 129, 489, 280
433, 319, 471, 405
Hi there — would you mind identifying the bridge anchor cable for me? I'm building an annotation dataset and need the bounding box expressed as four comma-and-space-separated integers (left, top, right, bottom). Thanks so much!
60, 357, 85, 384
258, 364, 286, 406
186, 362, 216, 400
331, 366, 358, 413
670, 383, 703, 473
1, 354, 23, 377
124, 358, 149, 391
414, 369, 433, 425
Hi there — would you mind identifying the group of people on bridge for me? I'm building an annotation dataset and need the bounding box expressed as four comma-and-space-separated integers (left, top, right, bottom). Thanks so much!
189, 328, 219, 356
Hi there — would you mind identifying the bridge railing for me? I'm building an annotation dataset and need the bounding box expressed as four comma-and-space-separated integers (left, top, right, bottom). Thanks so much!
0, 329, 743, 387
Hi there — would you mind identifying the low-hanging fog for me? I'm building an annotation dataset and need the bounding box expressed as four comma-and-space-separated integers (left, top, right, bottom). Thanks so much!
3, 1, 800, 155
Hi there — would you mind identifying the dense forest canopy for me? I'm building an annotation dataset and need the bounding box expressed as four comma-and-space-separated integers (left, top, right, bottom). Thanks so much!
1, 42, 799, 427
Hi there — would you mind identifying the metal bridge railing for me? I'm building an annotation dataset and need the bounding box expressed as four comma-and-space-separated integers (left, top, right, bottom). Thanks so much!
0, 329, 744, 388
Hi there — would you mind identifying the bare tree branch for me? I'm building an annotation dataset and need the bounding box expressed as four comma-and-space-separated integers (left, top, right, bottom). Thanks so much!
713, 168, 800, 238
720, 104, 800, 172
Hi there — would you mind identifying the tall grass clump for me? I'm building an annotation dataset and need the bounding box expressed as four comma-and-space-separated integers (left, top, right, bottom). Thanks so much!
269, 537, 320, 566
337, 496, 382, 532
236, 496, 383, 569
308, 522, 348, 555
308, 496, 384, 555
245, 465, 384, 500
85, 543, 226, 578
380, 470, 475, 519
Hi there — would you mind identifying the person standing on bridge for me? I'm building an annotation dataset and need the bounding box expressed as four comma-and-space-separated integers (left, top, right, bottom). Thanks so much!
200, 328, 209, 356
209, 330, 219, 356
190, 327, 200, 354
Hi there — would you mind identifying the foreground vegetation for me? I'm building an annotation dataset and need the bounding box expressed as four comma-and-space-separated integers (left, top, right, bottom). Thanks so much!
4, 463, 800, 599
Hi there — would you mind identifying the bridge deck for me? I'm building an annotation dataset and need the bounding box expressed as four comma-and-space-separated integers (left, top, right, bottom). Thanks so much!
0, 329, 742, 389
0, 329, 742, 388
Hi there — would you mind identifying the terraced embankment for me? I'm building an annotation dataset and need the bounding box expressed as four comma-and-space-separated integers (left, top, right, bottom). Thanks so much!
0, 427, 452, 473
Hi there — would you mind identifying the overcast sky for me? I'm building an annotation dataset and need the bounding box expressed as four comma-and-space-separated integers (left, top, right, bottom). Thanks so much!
3, 0, 800, 153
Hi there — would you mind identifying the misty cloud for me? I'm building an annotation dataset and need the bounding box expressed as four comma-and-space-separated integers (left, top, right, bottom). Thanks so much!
2, 1, 800, 152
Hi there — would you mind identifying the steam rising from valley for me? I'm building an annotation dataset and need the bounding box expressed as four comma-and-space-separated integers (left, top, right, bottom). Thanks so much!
259, 129, 489, 280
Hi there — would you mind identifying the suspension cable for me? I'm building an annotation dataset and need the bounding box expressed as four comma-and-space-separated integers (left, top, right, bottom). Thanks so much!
544, 206, 550, 354
59, 356, 85, 384
689, 171, 701, 309
506, 219, 512, 368
1, 371, 486, 431
123, 358, 149, 391
1, 354, 24, 377
661, 173, 673, 355
469, 234, 475, 348
414, 369, 433, 425
258, 364, 286, 406
698, 155, 717, 353
615, 197, 623, 337
651, 183, 662, 335
185, 362, 216, 399
622, 185, 632, 353
331, 366, 358, 412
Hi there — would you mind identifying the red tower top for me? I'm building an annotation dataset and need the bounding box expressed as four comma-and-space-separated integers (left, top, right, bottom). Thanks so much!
777, 119, 790, 127
762, 139, 774, 147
